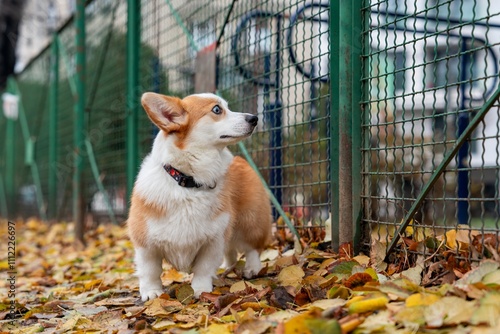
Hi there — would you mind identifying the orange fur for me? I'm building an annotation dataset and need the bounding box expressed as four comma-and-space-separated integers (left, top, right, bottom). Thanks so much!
127, 192, 166, 248
221, 157, 272, 251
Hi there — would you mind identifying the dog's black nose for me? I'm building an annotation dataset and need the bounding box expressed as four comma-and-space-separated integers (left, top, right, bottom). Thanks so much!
245, 115, 258, 126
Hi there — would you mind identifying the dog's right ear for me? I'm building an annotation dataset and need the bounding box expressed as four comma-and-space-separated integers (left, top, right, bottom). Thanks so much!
141, 93, 187, 133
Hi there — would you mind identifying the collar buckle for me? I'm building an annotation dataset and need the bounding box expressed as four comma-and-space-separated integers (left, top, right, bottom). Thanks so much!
163, 165, 214, 189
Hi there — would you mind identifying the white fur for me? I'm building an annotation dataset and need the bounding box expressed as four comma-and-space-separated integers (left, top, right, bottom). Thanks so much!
133, 93, 259, 301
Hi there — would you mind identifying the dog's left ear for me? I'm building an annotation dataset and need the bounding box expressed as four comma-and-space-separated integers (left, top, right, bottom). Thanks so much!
141, 93, 187, 133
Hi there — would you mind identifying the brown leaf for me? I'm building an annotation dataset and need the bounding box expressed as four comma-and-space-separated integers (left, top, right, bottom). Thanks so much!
270, 286, 295, 309
214, 293, 239, 313
175, 284, 195, 305
339, 242, 353, 258
199, 292, 220, 303
344, 273, 373, 289
94, 297, 137, 307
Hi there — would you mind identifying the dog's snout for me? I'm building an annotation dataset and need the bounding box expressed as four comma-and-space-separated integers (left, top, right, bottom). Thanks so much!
245, 115, 258, 127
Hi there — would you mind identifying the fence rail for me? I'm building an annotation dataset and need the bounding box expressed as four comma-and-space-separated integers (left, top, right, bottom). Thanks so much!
1, 0, 500, 264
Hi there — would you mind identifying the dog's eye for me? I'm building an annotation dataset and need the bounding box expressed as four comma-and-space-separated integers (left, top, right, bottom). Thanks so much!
212, 105, 222, 115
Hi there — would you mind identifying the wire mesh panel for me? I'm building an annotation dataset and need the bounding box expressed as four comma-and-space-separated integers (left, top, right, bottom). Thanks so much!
361, 0, 500, 263
83, 0, 129, 222
12, 50, 51, 218
139, 0, 332, 235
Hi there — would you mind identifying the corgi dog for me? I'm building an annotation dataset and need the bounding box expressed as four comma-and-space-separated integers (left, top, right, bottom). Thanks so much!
127, 92, 272, 301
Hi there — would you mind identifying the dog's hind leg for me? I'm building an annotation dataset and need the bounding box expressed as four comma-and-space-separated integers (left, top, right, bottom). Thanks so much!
243, 248, 262, 278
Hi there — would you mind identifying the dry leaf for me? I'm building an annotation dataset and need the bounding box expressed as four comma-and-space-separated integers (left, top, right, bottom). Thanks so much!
277, 265, 305, 289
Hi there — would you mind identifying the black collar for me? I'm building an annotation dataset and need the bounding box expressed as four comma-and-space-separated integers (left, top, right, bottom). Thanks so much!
163, 165, 216, 189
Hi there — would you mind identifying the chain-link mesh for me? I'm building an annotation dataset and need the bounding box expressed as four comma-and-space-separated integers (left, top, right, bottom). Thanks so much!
140, 0, 332, 232
361, 0, 500, 261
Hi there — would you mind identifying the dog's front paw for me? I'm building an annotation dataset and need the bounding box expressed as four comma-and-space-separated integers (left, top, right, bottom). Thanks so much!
191, 276, 213, 298
140, 288, 164, 302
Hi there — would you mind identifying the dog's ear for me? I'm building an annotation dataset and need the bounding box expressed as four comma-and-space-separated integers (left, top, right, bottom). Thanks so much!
141, 93, 187, 133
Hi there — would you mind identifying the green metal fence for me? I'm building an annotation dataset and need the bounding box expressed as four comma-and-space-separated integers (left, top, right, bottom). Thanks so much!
362, 0, 500, 262
1, 0, 500, 262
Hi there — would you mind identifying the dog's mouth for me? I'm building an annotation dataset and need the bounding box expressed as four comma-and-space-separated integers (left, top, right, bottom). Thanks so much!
220, 131, 253, 139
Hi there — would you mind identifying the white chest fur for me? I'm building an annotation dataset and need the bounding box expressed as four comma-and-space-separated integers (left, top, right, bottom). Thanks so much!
134, 151, 232, 271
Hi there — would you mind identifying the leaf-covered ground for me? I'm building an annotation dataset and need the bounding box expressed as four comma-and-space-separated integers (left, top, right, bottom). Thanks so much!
1, 218, 500, 333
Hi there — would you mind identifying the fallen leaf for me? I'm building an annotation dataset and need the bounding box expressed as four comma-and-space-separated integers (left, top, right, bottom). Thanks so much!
424, 296, 476, 327
94, 296, 137, 306
457, 261, 500, 285
471, 292, 500, 326
152, 319, 175, 330
144, 298, 183, 317
230, 280, 263, 293
348, 295, 388, 314
277, 265, 305, 289
353, 254, 370, 266
270, 286, 295, 309
405, 292, 441, 307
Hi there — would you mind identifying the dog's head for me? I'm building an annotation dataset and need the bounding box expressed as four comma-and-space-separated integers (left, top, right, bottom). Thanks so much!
141, 93, 258, 149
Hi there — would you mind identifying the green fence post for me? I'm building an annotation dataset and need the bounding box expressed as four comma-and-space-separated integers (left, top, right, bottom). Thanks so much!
338, 0, 363, 249
329, 0, 340, 251
49, 35, 59, 220
126, 0, 140, 205
350, 0, 363, 253
74, 0, 86, 242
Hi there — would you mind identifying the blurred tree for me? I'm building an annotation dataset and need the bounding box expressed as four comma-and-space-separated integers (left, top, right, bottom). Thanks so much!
0, 0, 24, 90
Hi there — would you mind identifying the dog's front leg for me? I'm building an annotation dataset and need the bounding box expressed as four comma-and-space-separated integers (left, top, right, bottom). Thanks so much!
191, 236, 225, 298
135, 247, 164, 301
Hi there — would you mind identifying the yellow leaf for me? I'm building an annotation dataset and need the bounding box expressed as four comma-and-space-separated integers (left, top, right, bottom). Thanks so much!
348, 296, 388, 314
442, 227, 476, 250
201, 323, 235, 334
58, 314, 93, 332
84, 279, 102, 290
240, 300, 269, 311
340, 316, 364, 333
405, 293, 440, 307
284, 313, 313, 334
364, 268, 378, 280
404, 220, 414, 236
162, 267, 186, 283
277, 265, 305, 290
345, 295, 364, 307
0, 261, 9, 270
